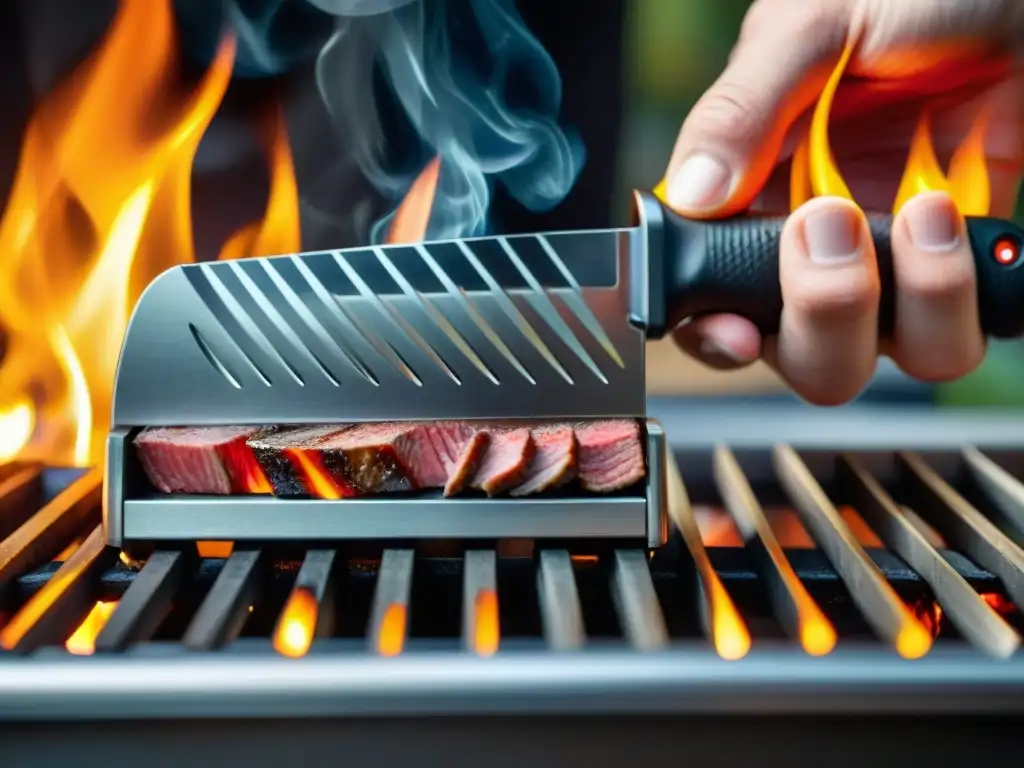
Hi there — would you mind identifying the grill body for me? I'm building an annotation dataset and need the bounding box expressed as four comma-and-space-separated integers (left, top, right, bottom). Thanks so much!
2, 403, 1024, 764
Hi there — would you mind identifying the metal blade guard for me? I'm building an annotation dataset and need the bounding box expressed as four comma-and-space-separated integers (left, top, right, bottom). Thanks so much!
104, 225, 668, 550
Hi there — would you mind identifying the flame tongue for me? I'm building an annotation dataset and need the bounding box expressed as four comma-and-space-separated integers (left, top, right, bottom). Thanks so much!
386, 157, 441, 245
0, 0, 303, 468
791, 41, 992, 217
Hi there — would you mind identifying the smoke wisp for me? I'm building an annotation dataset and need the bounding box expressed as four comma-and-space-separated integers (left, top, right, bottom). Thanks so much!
313, 0, 585, 242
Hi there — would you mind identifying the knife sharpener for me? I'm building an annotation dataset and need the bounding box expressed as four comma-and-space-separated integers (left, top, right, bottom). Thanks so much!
105, 192, 673, 551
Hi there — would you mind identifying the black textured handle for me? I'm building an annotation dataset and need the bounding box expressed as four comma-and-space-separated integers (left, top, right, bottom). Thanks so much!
634, 193, 1024, 339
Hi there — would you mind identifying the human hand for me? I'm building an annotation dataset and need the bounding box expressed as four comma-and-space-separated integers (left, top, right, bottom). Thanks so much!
664, 0, 1024, 404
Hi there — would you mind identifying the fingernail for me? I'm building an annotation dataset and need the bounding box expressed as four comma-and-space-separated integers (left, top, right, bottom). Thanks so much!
668, 153, 733, 211
699, 337, 745, 364
803, 202, 863, 265
904, 193, 961, 252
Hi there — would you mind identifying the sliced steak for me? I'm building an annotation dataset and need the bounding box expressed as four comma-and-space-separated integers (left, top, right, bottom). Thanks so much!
509, 424, 577, 497
302, 421, 489, 497
470, 427, 534, 496
248, 425, 354, 497
135, 426, 274, 495
574, 419, 645, 492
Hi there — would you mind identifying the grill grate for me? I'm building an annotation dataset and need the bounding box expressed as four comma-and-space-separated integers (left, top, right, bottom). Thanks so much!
1, 444, 1024, 664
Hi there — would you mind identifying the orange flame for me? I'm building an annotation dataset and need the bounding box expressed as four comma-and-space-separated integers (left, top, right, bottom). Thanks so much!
472, 588, 500, 656
791, 41, 991, 215
218, 101, 301, 260
273, 587, 318, 658
387, 157, 440, 245
980, 592, 1016, 615
65, 600, 117, 655
285, 449, 356, 500
0, 0, 301, 468
377, 603, 407, 657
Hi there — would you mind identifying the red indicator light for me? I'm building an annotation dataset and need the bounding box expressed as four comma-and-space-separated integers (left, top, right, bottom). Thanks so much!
993, 236, 1021, 266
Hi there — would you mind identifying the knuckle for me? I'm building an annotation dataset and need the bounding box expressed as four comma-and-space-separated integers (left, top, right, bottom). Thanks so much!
898, 259, 976, 304
788, 2, 843, 44
743, 0, 843, 46
786, 270, 880, 326
897, 340, 986, 383
685, 81, 765, 145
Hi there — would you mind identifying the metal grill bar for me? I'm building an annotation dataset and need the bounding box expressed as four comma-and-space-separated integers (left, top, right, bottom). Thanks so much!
183, 548, 265, 650
714, 446, 835, 656
0, 468, 101, 599
0, 525, 113, 653
537, 549, 585, 651
95, 550, 192, 652
898, 451, 1024, 610
774, 446, 933, 659
0, 465, 42, 541
840, 454, 1021, 659
612, 549, 667, 650
462, 550, 499, 655
368, 548, 413, 656
272, 549, 337, 657
0, 441, 1022, 671
665, 451, 750, 660
962, 446, 1024, 538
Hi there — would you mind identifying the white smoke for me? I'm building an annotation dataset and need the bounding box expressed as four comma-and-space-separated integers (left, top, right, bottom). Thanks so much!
21, 0, 584, 247
312, 0, 584, 242
306, 0, 419, 16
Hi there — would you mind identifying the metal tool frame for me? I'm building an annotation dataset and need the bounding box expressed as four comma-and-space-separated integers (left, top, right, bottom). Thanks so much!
105, 420, 669, 550
103, 202, 674, 550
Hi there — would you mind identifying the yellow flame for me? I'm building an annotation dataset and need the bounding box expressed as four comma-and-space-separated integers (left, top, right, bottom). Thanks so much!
65, 600, 117, 655
654, 40, 993, 220
793, 40, 991, 216
472, 588, 500, 656
273, 588, 318, 658
377, 603, 407, 657
800, 615, 838, 657
0, 0, 236, 466
0, 0, 303, 470
896, 621, 934, 660
218, 101, 302, 260
709, 579, 752, 661
0, 399, 34, 463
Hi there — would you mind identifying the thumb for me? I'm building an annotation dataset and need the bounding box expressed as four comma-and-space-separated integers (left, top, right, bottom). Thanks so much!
663, 4, 848, 218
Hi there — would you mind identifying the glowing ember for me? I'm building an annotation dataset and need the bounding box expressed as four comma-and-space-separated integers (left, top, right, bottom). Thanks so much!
65, 600, 117, 655
0, 0, 301, 469
800, 615, 837, 658
377, 603, 407, 657
709, 578, 752, 661
273, 588, 318, 658
980, 592, 1016, 616
197, 542, 235, 559
472, 588, 500, 656
791, 41, 991, 216
896, 620, 934, 660
912, 599, 944, 640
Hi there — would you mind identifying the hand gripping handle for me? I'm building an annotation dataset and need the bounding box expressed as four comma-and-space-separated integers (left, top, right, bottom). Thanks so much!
632, 191, 1024, 340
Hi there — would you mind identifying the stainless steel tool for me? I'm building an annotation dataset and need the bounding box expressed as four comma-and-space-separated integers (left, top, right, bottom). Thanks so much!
104, 192, 1024, 550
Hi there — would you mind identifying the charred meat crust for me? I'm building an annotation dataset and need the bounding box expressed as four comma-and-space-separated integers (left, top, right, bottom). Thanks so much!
248, 425, 351, 496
